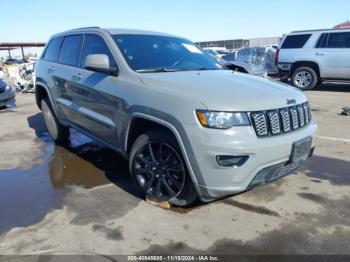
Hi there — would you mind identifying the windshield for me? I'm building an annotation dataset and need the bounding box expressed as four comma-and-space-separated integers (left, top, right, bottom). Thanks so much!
112, 34, 223, 72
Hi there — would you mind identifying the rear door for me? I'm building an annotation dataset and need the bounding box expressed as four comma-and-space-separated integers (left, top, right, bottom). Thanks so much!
37, 37, 63, 117
54, 34, 87, 129
314, 32, 350, 79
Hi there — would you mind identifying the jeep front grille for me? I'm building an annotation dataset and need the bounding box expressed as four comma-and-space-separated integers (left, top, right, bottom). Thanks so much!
250, 102, 312, 137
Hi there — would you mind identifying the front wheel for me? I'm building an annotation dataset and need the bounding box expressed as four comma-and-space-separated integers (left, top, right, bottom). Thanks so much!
291, 66, 318, 90
129, 129, 197, 207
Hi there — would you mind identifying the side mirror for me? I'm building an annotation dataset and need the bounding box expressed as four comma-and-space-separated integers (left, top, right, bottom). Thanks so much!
85, 54, 118, 75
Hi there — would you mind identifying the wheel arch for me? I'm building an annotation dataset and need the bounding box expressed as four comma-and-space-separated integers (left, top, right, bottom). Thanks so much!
35, 81, 61, 116
124, 113, 202, 197
125, 114, 187, 157
35, 83, 48, 109
291, 61, 320, 78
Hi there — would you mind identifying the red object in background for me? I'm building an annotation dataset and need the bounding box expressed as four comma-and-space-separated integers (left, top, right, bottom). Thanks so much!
334, 21, 350, 29
274, 49, 280, 65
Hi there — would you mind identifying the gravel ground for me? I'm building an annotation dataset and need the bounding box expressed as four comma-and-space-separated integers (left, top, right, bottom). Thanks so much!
0, 83, 349, 257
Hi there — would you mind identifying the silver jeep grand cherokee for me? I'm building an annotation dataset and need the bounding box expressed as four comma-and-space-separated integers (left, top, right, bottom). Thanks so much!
35, 27, 317, 206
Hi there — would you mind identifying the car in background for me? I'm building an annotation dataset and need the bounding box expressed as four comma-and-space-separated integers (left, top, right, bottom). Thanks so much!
15, 62, 36, 93
221, 51, 236, 62
203, 47, 230, 58
277, 28, 350, 90
223, 47, 278, 77
204, 49, 221, 59
0, 79, 16, 108
4, 58, 24, 65
223, 47, 266, 77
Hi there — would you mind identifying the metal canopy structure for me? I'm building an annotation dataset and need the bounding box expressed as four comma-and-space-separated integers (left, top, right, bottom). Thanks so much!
0, 42, 46, 59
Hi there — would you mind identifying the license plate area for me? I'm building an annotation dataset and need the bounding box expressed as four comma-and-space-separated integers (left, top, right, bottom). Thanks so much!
290, 137, 312, 163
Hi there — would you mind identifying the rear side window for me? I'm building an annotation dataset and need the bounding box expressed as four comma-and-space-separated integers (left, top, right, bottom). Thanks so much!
43, 37, 63, 62
80, 34, 117, 68
315, 33, 328, 48
58, 35, 83, 66
327, 32, 350, 48
281, 34, 311, 49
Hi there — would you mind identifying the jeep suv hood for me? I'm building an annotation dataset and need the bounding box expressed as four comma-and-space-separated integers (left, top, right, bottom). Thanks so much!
140, 70, 306, 111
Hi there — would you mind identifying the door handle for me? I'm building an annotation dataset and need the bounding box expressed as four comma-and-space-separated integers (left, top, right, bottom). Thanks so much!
72, 72, 82, 80
47, 66, 55, 72
315, 52, 326, 56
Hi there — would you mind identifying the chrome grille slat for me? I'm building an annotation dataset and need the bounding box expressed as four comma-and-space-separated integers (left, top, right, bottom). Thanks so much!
251, 102, 311, 137
290, 107, 299, 130
251, 113, 268, 136
280, 109, 291, 133
303, 104, 309, 124
298, 105, 305, 127
267, 111, 281, 135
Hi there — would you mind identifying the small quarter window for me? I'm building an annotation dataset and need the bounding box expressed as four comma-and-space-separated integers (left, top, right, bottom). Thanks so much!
315, 33, 328, 48
42, 37, 63, 62
281, 34, 311, 49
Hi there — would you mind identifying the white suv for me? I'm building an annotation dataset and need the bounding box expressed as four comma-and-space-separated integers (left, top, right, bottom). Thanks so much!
277, 29, 350, 90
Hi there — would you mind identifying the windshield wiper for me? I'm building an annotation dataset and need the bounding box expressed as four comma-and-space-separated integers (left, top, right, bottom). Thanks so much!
136, 67, 223, 73
186, 67, 223, 71
136, 67, 181, 73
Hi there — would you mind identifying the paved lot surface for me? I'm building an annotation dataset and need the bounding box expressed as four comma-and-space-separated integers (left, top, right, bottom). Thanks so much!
0, 83, 349, 256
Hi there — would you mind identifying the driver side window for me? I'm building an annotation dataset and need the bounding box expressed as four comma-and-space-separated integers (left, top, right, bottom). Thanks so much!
80, 34, 117, 69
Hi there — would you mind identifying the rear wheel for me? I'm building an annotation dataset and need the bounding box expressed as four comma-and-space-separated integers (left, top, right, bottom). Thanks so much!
41, 98, 70, 144
129, 129, 197, 207
291, 66, 318, 90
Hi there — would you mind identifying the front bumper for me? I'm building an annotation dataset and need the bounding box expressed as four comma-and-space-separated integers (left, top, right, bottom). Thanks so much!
277, 63, 292, 80
0, 90, 16, 107
183, 121, 317, 201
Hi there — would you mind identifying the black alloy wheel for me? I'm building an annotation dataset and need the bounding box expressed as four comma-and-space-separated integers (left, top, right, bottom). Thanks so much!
132, 141, 186, 201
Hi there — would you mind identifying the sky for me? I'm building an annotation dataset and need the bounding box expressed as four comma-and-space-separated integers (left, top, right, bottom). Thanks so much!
1, 0, 349, 57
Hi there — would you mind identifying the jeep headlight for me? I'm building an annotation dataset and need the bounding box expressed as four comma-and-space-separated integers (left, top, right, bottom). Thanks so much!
196, 110, 250, 129
5, 85, 11, 91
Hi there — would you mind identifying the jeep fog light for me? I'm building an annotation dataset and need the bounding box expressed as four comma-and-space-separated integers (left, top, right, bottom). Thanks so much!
216, 155, 249, 167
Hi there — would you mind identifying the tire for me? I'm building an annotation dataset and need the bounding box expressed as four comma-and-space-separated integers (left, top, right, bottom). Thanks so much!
41, 98, 70, 144
291, 66, 318, 90
129, 128, 197, 207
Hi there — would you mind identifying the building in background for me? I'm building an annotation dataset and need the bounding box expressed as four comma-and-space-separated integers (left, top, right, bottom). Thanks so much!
196, 39, 249, 49
196, 37, 280, 50
334, 20, 350, 29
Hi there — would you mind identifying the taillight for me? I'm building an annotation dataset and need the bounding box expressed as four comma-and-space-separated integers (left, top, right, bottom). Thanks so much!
274, 49, 280, 65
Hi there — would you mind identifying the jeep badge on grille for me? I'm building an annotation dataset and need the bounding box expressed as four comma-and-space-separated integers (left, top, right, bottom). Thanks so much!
287, 99, 296, 105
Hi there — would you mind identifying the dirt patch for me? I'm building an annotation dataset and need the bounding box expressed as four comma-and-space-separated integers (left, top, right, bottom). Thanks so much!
93, 224, 124, 241
136, 226, 350, 255
302, 156, 350, 185
297, 193, 350, 228
220, 199, 280, 218
240, 183, 285, 203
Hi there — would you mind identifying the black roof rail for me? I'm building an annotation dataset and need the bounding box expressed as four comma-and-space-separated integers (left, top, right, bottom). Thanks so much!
291, 28, 333, 33
70, 26, 101, 31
